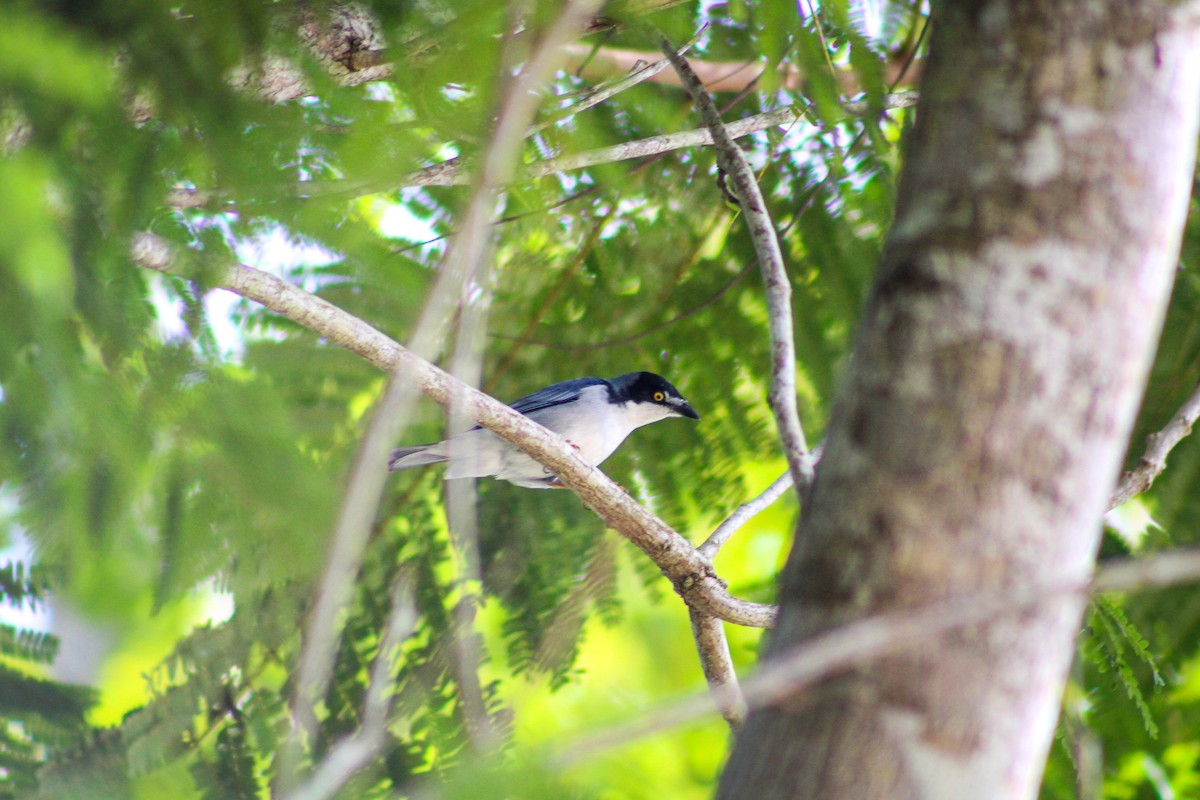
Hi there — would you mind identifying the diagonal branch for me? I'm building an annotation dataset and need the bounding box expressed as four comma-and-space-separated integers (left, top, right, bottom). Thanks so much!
528, 30, 704, 136
164, 93, 919, 208
660, 38, 813, 494
1110, 379, 1200, 510
700, 470, 793, 558
700, 446, 824, 559
131, 232, 777, 630
701, 468, 795, 560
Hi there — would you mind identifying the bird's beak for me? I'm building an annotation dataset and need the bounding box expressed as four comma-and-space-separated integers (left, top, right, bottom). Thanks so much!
673, 398, 700, 420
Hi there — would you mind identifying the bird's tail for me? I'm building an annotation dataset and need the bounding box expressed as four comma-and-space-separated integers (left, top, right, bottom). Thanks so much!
388, 445, 449, 471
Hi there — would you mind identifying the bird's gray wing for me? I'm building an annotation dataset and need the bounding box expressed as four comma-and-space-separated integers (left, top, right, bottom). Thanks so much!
505, 377, 608, 416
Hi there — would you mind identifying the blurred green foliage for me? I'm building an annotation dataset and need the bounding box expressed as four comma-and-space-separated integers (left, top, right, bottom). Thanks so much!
0, 0, 1198, 798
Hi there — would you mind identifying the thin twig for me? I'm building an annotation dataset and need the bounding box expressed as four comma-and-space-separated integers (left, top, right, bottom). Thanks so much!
132, 235, 777, 630
428, 0, 614, 754
527, 29, 705, 136
887, 14, 930, 92
660, 37, 812, 494
281, 315, 436, 786
556, 582, 1081, 765
563, 38, 925, 95
690, 455, 820, 732
280, 123, 500, 783
802, 0, 839, 82
699, 447, 823, 559
1110, 379, 1200, 509
700, 471, 793, 560
841, 89, 918, 116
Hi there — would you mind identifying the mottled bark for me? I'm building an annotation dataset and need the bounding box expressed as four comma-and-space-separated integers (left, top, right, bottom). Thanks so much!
719, 2, 1200, 799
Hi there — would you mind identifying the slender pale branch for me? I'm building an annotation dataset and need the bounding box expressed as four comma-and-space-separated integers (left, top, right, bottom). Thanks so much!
528, 30, 704, 136
700, 471, 794, 560
688, 608, 746, 729
427, 95, 917, 186
660, 38, 812, 494
842, 89, 919, 116
1110, 379, 1200, 510
699, 447, 823, 559
131, 232, 777, 629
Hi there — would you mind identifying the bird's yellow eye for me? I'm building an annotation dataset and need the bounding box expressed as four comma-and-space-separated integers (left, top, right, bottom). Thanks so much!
653, 391, 666, 402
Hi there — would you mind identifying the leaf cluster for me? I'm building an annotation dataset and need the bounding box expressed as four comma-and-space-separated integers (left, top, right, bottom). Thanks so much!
8, 0, 909, 794
11, 0, 1200, 798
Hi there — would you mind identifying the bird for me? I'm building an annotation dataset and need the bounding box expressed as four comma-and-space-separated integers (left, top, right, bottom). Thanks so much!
388, 371, 700, 488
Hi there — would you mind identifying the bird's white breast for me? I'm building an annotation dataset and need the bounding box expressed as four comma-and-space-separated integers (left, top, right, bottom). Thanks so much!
527, 384, 634, 465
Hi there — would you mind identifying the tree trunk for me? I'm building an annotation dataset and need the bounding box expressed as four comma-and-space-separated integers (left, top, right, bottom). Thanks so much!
719, 2, 1200, 799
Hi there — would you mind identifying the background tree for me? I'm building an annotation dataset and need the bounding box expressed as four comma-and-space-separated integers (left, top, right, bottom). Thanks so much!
718, 2, 1200, 798
2, 2, 1200, 799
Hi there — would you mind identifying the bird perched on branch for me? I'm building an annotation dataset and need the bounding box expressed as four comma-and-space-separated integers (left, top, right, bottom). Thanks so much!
388, 371, 700, 488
